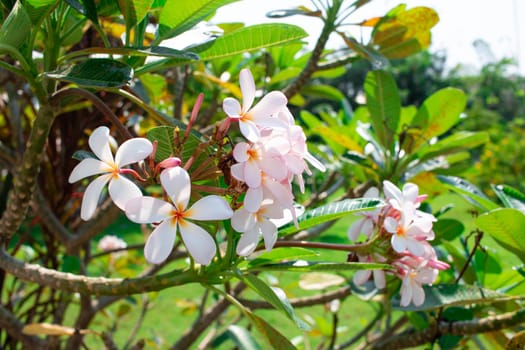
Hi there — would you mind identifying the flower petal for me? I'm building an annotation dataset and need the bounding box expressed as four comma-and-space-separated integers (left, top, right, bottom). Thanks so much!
108, 175, 143, 211
260, 220, 277, 251
239, 120, 260, 142
249, 91, 287, 118
353, 269, 371, 286
231, 208, 256, 232
231, 163, 245, 181
186, 195, 233, 221
236, 228, 260, 256
391, 235, 407, 253
223, 97, 242, 118
304, 152, 326, 172
244, 187, 263, 213
125, 196, 173, 223
373, 270, 386, 289
244, 160, 261, 188
347, 219, 364, 241
400, 279, 413, 307
402, 183, 419, 203
178, 220, 217, 265
239, 69, 255, 113
144, 220, 177, 264
115, 138, 153, 167
412, 283, 425, 306
259, 157, 287, 181
233, 142, 250, 162
80, 174, 111, 220
89, 126, 114, 164
160, 166, 191, 210
69, 158, 111, 183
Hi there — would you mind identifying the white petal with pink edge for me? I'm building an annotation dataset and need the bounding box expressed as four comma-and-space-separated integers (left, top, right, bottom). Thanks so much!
236, 228, 260, 256
239, 120, 260, 142
231, 208, 256, 232
115, 138, 153, 167
80, 174, 111, 220
144, 220, 177, 264
244, 161, 261, 188
244, 187, 263, 213
69, 158, 112, 183
186, 195, 233, 221
239, 69, 255, 113
178, 220, 217, 265
125, 196, 173, 224
108, 175, 143, 210
89, 126, 114, 164
160, 166, 191, 210
249, 91, 287, 117
223, 98, 242, 118
233, 142, 250, 162
260, 220, 277, 251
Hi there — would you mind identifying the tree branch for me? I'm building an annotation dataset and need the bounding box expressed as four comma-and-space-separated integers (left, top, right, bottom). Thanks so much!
370, 308, 525, 350
0, 303, 47, 348
0, 249, 200, 295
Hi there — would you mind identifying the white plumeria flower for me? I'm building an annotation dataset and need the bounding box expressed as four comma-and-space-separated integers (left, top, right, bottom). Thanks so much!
125, 166, 233, 265
232, 200, 284, 256
348, 187, 380, 241
383, 180, 436, 223
384, 202, 434, 256
352, 253, 386, 290
69, 126, 153, 220
222, 69, 287, 142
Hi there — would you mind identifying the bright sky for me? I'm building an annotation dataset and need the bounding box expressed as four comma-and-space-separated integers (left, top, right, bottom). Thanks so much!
213, 0, 525, 75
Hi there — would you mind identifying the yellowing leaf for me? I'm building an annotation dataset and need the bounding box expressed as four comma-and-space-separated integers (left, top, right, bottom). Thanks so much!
316, 125, 362, 152
359, 17, 381, 27
23, 323, 94, 336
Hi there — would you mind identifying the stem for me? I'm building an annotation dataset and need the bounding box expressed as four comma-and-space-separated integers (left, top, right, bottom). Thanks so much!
0, 249, 200, 295
272, 240, 370, 254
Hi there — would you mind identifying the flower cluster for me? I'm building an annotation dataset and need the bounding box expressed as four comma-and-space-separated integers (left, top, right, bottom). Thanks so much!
68, 69, 324, 265
348, 181, 449, 307
223, 69, 325, 256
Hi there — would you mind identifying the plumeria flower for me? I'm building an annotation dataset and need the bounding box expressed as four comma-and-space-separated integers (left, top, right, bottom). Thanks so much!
222, 69, 287, 142
395, 256, 439, 307
383, 180, 436, 223
232, 200, 284, 256
125, 166, 233, 265
98, 235, 128, 259
69, 126, 153, 220
348, 187, 380, 241
384, 202, 434, 256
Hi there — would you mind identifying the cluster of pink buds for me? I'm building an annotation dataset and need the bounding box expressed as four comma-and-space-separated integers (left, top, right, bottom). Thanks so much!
223, 69, 325, 256
349, 181, 449, 307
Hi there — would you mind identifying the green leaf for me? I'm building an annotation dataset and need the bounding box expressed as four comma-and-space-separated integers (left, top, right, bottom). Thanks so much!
247, 247, 318, 268
64, 46, 199, 62
491, 184, 525, 213
476, 208, 525, 263
278, 198, 384, 236
417, 131, 489, 163
25, 0, 57, 25
118, 0, 153, 28
0, 1, 31, 49
393, 284, 518, 311
437, 175, 498, 212
248, 261, 392, 273
44, 59, 133, 88
240, 274, 310, 331
158, 0, 239, 41
411, 88, 467, 148
364, 70, 401, 150
65, 0, 99, 25
301, 84, 345, 101
194, 24, 308, 61
245, 312, 296, 350
224, 325, 262, 350
432, 218, 464, 243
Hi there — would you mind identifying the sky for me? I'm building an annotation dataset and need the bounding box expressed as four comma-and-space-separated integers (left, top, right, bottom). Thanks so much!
213, 0, 525, 75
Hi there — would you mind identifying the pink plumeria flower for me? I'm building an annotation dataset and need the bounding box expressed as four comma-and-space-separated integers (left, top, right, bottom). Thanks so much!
222, 69, 287, 142
348, 187, 380, 241
69, 126, 153, 220
232, 200, 284, 256
395, 256, 438, 307
384, 202, 434, 256
125, 166, 233, 265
